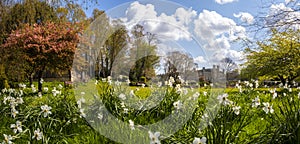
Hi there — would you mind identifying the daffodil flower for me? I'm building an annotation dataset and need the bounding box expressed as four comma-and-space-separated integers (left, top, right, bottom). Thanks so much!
193, 137, 207, 144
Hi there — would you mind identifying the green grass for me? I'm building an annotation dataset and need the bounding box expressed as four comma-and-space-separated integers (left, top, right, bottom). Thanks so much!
0, 80, 299, 143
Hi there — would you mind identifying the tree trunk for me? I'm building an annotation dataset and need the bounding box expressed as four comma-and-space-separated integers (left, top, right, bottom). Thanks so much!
29, 73, 34, 86
37, 70, 43, 93
278, 75, 285, 85
68, 69, 72, 81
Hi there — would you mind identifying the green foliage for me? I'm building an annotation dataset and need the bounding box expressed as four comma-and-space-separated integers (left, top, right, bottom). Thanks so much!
128, 24, 160, 83
243, 29, 300, 84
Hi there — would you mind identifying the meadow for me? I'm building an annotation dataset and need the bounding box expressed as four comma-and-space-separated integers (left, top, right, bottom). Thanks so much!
0, 78, 299, 144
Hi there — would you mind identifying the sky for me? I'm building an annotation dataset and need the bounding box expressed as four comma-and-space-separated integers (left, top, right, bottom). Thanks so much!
81, 0, 298, 69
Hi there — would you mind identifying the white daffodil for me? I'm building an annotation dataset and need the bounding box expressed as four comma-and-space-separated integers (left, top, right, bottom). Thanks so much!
192, 137, 207, 144
10, 121, 22, 134
43, 87, 48, 92
38, 92, 42, 97
15, 97, 24, 105
79, 108, 86, 118
232, 106, 241, 115
77, 97, 85, 109
255, 80, 259, 88
175, 84, 182, 94
11, 108, 19, 118
272, 92, 277, 99
129, 90, 135, 97
169, 77, 175, 83
129, 120, 135, 130
124, 108, 129, 114
2, 134, 13, 144
58, 84, 63, 89
238, 85, 243, 93
52, 87, 61, 96
9, 97, 17, 108
118, 93, 126, 100
193, 92, 200, 100
18, 90, 24, 97
249, 83, 253, 88
3, 96, 11, 105
149, 131, 160, 144
107, 76, 112, 85
173, 100, 183, 110
262, 102, 274, 114
31, 86, 37, 93
252, 96, 261, 108
18, 83, 26, 89
120, 102, 126, 108
40, 78, 44, 84
97, 113, 103, 120
41, 105, 52, 117
157, 82, 162, 87
32, 128, 43, 141
217, 94, 232, 106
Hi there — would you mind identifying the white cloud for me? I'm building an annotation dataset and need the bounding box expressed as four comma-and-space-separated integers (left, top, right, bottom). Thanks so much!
125, 1, 158, 24
123, 2, 197, 41
122, 2, 248, 67
210, 49, 244, 64
194, 56, 207, 64
174, 7, 197, 25
206, 35, 231, 50
233, 12, 254, 24
215, 0, 238, 5
194, 10, 246, 50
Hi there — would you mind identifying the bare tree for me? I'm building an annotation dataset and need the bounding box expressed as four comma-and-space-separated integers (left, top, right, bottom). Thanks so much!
248, 0, 300, 38
220, 57, 237, 73
164, 51, 196, 82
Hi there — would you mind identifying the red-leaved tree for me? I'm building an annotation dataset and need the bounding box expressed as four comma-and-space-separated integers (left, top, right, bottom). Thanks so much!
3, 22, 82, 92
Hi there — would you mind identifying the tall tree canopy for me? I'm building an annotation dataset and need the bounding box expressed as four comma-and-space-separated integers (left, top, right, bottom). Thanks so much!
128, 24, 160, 84
2, 22, 82, 91
0, 0, 58, 44
244, 29, 300, 85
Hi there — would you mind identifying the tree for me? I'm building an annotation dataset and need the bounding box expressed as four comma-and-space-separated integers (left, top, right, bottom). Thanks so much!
128, 24, 160, 84
220, 57, 237, 73
1, 0, 58, 35
98, 21, 129, 78
244, 29, 300, 85
220, 57, 238, 82
0, 0, 61, 86
164, 51, 196, 82
2, 22, 82, 92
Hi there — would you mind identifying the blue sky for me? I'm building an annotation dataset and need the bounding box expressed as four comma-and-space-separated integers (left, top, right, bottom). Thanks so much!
82, 0, 296, 69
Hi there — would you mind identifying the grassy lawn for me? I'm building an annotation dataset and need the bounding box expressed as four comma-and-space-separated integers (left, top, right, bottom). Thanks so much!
0, 80, 299, 143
